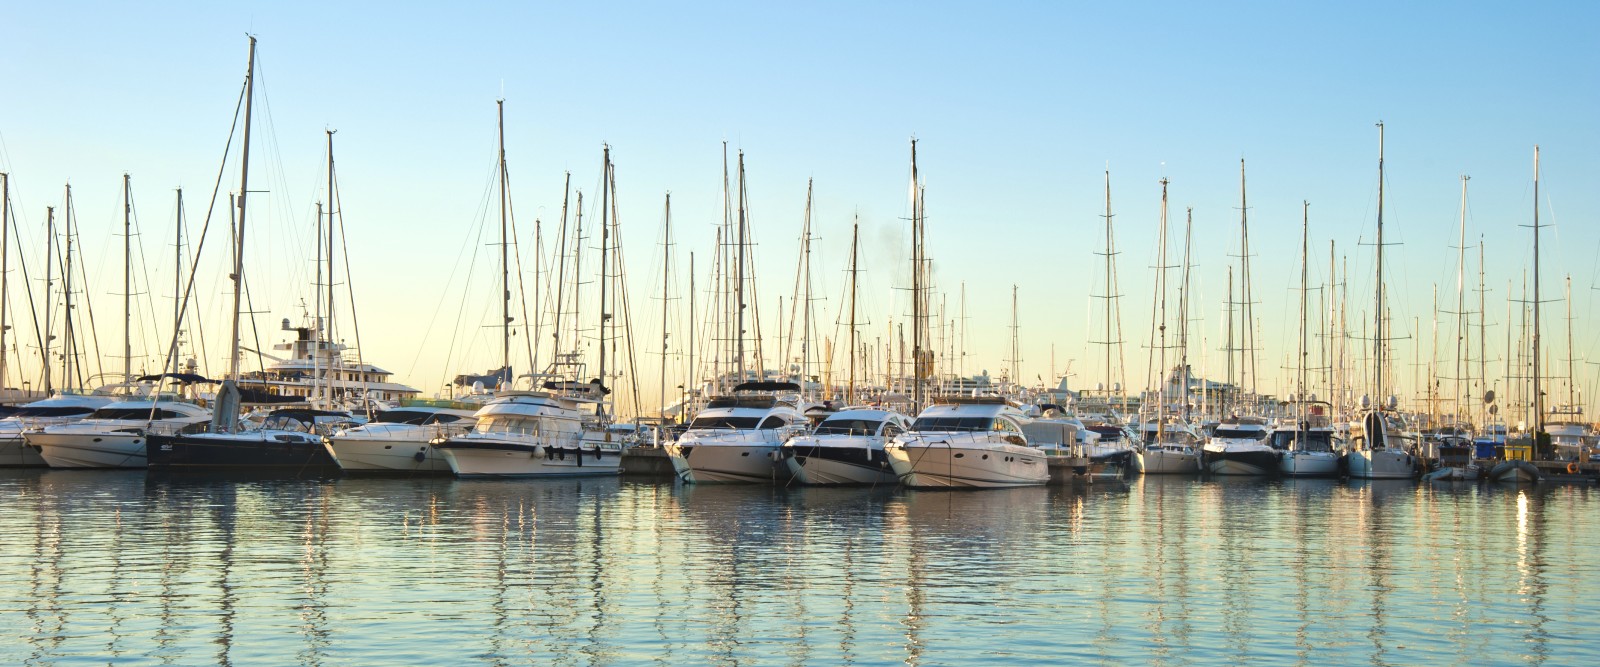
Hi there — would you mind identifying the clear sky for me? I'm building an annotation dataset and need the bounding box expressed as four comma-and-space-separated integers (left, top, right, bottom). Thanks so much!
1, 1, 1597, 418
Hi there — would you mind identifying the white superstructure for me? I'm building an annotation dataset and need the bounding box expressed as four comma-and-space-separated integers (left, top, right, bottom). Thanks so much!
665, 382, 811, 484
434, 388, 623, 478
780, 408, 909, 486
325, 402, 478, 473
886, 398, 1048, 489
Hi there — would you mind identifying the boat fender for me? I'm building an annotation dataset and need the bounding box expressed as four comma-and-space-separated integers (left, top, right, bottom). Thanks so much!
1567, 462, 1578, 474
414, 451, 427, 463
531, 446, 545, 459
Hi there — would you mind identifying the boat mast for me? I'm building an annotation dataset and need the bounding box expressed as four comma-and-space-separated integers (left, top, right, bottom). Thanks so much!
1373, 122, 1386, 410
496, 100, 510, 381
1297, 201, 1309, 424
910, 140, 923, 412
1008, 285, 1019, 388
63, 184, 75, 391
0, 173, 9, 390
1477, 240, 1488, 429
1179, 207, 1193, 422
659, 192, 671, 419
122, 174, 132, 386
168, 189, 184, 381
325, 129, 337, 403
1530, 146, 1543, 436
734, 151, 747, 382
226, 36, 257, 385
1455, 175, 1469, 423
1238, 159, 1255, 411
598, 145, 611, 419
1564, 275, 1575, 411
43, 206, 54, 395
848, 217, 859, 405
1153, 179, 1170, 439
1225, 265, 1233, 415
686, 251, 695, 415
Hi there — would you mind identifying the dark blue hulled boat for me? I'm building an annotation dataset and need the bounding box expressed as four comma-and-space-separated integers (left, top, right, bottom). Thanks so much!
146, 408, 359, 472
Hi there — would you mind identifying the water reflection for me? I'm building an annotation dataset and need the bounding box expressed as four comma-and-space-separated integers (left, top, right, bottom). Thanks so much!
0, 470, 1596, 666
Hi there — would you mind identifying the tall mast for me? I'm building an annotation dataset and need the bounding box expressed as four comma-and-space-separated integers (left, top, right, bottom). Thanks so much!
63, 184, 75, 391
1373, 122, 1386, 407
1564, 275, 1575, 410
1225, 265, 1233, 414
734, 151, 747, 381
226, 36, 257, 383
1008, 285, 1020, 388
1477, 240, 1488, 428
1153, 179, 1170, 437
1455, 175, 1469, 422
801, 180, 814, 393
1179, 207, 1193, 421
686, 251, 695, 414
43, 206, 54, 395
915, 139, 928, 409
314, 199, 324, 403
122, 174, 132, 385
598, 146, 611, 418
1238, 159, 1255, 406
847, 217, 860, 405
496, 100, 510, 377
659, 192, 671, 418
0, 173, 9, 390
1102, 169, 1114, 399
326, 130, 337, 350
1531, 146, 1543, 436
1297, 201, 1309, 422
168, 189, 184, 380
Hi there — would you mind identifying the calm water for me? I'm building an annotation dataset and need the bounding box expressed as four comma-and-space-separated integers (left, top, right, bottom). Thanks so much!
1, 470, 1596, 666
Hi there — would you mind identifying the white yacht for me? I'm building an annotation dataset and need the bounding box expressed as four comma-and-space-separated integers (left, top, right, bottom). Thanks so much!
1138, 417, 1203, 474
1270, 409, 1344, 478
324, 401, 479, 473
25, 394, 212, 468
1347, 407, 1420, 480
664, 382, 810, 484
1544, 406, 1593, 461
433, 386, 623, 478
1201, 415, 1277, 476
885, 397, 1048, 488
0, 392, 117, 467
780, 407, 910, 485
239, 318, 421, 408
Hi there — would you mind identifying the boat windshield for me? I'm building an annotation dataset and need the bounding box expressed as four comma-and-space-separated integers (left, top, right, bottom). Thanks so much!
376, 410, 467, 426
475, 416, 540, 435
689, 416, 761, 430
814, 419, 882, 436
1213, 428, 1266, 440
11, 406, 96, 418
910, 417, 994, 432
1270, 430, 1333, 451
86, 408, 186, 421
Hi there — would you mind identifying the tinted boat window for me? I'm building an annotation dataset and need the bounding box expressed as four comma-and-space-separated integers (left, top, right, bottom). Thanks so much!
909, 417, 993, 432
86, 408, 184, 420
689, 416, 761, 429
1213, 428, 1265, 439
815, 419, 882, 436
13, 406, 97, 418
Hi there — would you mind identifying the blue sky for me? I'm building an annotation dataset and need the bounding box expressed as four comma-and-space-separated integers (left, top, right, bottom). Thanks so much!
1, 1, 1596, 415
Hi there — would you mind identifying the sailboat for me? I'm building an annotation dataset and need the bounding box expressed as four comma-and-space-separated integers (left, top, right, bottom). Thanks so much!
1138, 180, 1200, 474
1202, 160, 1278, 476
28, 179, 215, 468
0, 186, 116, 466
1489, 147, 1550, 484
434, 137, 626, 478
1348, 123, 1421, 480
1273, 202, 1344, 477
148, 38, 364, 473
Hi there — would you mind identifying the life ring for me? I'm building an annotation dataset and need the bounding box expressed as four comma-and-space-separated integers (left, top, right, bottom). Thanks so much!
1566, 462, 1579, 474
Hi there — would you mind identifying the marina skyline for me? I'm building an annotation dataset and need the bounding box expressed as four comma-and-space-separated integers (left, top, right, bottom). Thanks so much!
2, 1, 1597, 416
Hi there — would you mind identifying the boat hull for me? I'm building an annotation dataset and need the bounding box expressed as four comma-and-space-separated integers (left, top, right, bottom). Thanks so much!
0, 435, 46, 467
781, 445, 896, 486
27, 431, 149, 468
436, 440, 621, 478
1279, 451, 1340, 477
886, 444, 1048, 489
146, 433, 341, 472
1204, 448, 1279, 476
325, 436, 451, 473
1488, 460, 1541, 484
667, 443, 785, 484
1140, 447, 1200, 474
1347, 449, 1417, 479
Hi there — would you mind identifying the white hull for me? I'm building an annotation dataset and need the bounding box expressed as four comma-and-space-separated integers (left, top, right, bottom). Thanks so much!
783, 452, 896, 485
1348, 449, 1416, 479
439, 444, 621, 477
886, 444, 1047, 488
0, 435, 46, 467
1279, 451, 1340, 477
28, 431, 149, 468
326, 436, 451, 473
669, 442, 784, 484
1140, 447, 1200, 474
